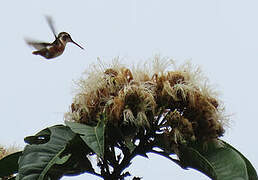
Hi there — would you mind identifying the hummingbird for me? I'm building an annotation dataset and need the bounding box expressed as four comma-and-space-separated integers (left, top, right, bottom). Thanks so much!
25, 16, 84, 59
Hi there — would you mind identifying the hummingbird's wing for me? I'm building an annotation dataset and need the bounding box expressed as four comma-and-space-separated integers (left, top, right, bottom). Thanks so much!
45, 16, 57, 39
25, 39, 52, 50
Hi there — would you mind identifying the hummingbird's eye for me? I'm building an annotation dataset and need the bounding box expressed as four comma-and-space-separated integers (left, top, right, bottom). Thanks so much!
62, 35, 67, 41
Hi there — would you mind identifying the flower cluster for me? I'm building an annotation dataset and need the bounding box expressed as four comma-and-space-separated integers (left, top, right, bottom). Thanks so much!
65, 56, 227, 144
0, 145, 18, 160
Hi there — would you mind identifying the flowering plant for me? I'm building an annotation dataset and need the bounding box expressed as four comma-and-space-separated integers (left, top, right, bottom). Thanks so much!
0, 56, 256, 180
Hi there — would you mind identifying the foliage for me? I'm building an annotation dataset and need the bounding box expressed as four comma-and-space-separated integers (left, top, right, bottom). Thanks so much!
0, 57, 257, 180
1, 120, 256, 180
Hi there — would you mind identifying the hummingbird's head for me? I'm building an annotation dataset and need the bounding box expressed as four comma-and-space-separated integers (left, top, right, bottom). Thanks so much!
58, 32, 84, 49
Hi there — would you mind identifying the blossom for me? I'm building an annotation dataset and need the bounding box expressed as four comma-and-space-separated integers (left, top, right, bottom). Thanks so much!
65, 56, 227, 144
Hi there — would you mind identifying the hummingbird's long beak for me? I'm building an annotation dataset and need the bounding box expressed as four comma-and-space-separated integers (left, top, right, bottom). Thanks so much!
71, 39, 84, 50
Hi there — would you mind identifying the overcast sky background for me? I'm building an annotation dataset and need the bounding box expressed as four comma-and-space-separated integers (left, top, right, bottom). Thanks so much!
0, 0, 257, 179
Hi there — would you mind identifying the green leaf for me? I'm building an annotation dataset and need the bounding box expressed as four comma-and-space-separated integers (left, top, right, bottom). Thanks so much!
65, 118, 105, 158
179, 146, 217, 179
0, 151, 22, 178
124, 138, 136, 153
179, 140, 256, 180
17, 125, 76, 180
222, 141, 257, 180
55, 154, 71, 165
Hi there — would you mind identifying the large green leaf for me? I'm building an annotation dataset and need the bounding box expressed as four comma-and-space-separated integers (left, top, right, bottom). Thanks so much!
50, 135, 94, 177
16, 125, 78, 180
179, 140, 257, 180
179, 146, 217, 179
65, 119, 105, 158
0, 151, 22, 178
222, 141, 257, 180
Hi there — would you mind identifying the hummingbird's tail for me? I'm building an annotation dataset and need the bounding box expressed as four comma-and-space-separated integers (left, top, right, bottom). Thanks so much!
32, 49, 53, 59
32, 51, 40, 55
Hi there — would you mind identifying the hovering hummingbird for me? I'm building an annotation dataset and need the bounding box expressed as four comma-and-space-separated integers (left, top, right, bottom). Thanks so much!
26, 16, 84, 59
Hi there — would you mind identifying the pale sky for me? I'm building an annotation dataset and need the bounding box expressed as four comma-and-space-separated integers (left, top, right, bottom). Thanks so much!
0, 0, 257, 179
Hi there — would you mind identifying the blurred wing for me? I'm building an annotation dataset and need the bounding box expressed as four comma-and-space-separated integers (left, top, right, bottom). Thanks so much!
45, 15, 57, 38
25, 39, 52, 50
